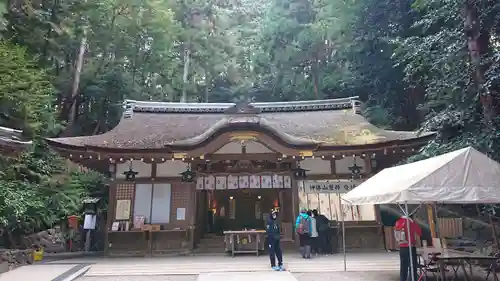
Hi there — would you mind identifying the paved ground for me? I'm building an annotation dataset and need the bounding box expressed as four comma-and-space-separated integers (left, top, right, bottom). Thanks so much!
73, 252, 399, 276
77, 272, 492, 281
78, 272, 400, 281
0, 264, 85, 281
80, 277, 198, 281
294, 272, 399, 281
1, 252, 493, 281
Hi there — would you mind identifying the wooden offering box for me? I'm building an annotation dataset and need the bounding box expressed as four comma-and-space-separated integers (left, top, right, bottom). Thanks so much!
223, 230, 266, 257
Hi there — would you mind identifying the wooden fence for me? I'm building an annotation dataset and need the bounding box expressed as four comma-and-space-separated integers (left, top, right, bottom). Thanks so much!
438, 217, 463, 238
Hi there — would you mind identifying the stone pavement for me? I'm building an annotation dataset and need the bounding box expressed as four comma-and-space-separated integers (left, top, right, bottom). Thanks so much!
0, 263, 90, 281
76, 252, 400, 276
78, 272, 400, 281
0, 252, 398, 281
198, 272, 297, 281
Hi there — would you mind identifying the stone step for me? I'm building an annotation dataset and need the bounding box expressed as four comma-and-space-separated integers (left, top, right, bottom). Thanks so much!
197, 243, 225, 248
198, 239, 225, 243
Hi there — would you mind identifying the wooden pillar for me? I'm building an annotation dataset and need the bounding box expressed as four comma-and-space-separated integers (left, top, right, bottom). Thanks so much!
189, 183, 196, 249
104, 163, 117, 255
105, 183, 116, 254
292, 178, 299, 243
427, 204, 437, 238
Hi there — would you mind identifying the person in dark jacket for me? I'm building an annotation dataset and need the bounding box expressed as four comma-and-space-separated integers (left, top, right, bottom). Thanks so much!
312, 209, 331, 255
266, 209, 284, 271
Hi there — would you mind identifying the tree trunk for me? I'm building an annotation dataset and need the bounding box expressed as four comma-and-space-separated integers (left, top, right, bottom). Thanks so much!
464, 0, 493, 122
205, 69, 211, 102
181, 46, 191, 102
311, 61, 320, 99
41, 0, 59, 66
62, 30, 87, 136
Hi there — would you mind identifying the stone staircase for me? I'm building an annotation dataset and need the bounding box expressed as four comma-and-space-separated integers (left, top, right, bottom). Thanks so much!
193, 234, 227, 254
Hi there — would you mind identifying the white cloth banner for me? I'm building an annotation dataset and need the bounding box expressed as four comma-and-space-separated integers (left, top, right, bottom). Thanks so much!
205, 175, 215, 190
261, 175, 272, 189
215, 176, 227, 190
196, 174, 293, 190
196, 176, 204, 190
249, 175, 260, 189
284, 176, 292, 189
228, 175, 239, 189
239, 175, 250, 189
272, 174, 282, 188
83, 214, 96, 230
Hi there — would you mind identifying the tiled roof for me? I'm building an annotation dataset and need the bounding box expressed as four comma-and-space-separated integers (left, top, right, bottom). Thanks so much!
47, 97, 433, 151
0, 126, 32, 152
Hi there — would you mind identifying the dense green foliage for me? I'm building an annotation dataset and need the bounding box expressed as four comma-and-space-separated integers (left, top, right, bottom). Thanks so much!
0, 141, 106, 246
0, 41, 58, 135
0, 39, 105, 245
1, 0, 500, 239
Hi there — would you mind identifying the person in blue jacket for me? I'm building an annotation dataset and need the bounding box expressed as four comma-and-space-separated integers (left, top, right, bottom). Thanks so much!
295, 208, 312, 259
266, 209, 285, 271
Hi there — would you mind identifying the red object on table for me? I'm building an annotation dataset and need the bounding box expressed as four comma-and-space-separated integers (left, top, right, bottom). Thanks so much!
67, 215, 79, 229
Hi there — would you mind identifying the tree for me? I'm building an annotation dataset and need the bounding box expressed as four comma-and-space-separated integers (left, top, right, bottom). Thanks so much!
0, 41, 59, 136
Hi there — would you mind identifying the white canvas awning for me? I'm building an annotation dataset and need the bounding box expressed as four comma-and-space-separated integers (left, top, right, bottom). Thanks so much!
342, 147, 500, 205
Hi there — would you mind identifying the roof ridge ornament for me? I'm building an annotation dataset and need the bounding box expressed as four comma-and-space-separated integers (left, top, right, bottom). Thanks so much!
224, 102, 261, 115
122, 96, 361, 114
351, 98, 362, 115
123, 100, 135, 119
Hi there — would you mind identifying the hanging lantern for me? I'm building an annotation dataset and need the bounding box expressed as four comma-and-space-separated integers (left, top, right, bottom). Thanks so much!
348, 156, 363, 179
123, 160, 138, 181
292, 161, 308, 179
180, 164, 196, 182
107, 164, 116, 178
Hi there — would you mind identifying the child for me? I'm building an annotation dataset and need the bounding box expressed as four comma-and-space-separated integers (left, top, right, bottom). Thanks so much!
266, 209, 285, 271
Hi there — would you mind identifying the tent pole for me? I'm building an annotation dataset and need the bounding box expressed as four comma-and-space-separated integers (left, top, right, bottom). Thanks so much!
342, 207, 346, 271
405, 203, 416, 281
338, 192, 346, 271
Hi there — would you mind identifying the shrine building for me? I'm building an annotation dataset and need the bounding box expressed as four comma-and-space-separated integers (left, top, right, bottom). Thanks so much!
46, 97, 434, 256
0, 126, 32, 156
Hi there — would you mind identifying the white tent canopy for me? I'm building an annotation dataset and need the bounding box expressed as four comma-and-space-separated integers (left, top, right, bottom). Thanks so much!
342, 146, 500, 205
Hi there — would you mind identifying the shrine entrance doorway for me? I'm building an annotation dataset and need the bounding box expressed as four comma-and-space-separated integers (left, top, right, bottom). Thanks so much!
213, 188, 279, 231
195, 173, 295, 239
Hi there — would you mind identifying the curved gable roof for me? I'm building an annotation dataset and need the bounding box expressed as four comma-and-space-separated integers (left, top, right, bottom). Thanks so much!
47, 97, 433, 152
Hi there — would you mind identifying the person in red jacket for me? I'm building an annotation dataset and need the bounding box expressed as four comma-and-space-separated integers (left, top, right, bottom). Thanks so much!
394, 215, 422, 281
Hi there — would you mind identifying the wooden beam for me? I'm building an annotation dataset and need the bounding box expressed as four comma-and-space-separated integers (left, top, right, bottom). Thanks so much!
427, 204, 437, 238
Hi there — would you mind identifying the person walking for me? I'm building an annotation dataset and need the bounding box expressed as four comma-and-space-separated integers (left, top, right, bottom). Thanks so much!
307, 210, 319, 255
312, 209, 331, 255
266, 209, 285, 271
394, 214, 422, 281
295, 208, 312, 259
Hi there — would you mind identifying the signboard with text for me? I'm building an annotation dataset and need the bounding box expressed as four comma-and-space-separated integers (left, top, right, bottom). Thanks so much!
302, 179, 362, 194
